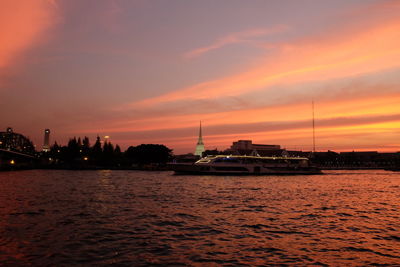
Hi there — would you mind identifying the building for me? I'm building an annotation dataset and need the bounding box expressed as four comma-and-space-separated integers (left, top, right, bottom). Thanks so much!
0, 127, 35, 154
226, 140, 284, 156
231, 140, 280, 151
42, 129, 50, 152
194, 122, 205, 157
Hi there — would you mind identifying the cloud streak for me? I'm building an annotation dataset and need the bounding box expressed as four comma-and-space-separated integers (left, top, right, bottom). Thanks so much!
184, 25, 289, 58
134, 1, 400, 108
76, 111, 400, 153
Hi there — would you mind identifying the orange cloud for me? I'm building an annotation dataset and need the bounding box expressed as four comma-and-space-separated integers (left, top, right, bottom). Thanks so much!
95, 91, 400, 135
76, 91, 400, 153
0, 1, 57, 69
108, 117, 400, 153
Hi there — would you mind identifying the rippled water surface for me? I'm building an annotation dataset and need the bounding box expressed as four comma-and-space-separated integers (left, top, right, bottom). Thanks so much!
0, 170, 399, 266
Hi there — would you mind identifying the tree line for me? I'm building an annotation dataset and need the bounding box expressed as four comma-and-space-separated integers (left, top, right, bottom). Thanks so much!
44, 136, 173, 169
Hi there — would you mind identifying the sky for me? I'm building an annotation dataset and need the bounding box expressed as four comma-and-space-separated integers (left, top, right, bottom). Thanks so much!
1, 0, 400, 154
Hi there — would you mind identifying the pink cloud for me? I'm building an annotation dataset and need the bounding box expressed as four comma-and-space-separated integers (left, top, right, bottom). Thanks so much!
184, 25, 289, 58
0, 1, 58, 69
133, 1, 400, 108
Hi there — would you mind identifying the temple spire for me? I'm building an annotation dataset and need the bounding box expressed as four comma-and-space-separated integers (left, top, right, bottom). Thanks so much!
197, 121, 203, 145
194, 121, 205, 156
312, 100, 316, 153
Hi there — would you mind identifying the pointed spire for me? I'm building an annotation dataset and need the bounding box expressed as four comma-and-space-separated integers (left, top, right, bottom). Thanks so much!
197, 121, 203, 145
312, 100, 316, 153
199, 121, 202, 138
194, 121, 205, 156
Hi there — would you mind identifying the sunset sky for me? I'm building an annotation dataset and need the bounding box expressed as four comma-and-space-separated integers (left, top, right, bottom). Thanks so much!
1, 0, 400, 153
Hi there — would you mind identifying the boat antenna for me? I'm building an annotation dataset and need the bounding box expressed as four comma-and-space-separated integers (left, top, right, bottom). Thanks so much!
312, 100, 316, 153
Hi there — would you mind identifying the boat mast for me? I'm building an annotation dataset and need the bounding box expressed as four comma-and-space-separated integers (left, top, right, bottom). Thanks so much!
312, 100, 316, 153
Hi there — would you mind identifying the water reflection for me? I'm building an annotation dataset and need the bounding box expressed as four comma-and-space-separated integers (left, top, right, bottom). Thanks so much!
0, 170, 399, 265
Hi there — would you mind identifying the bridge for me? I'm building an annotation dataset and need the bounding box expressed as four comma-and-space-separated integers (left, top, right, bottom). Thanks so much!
0, 128, 39, 169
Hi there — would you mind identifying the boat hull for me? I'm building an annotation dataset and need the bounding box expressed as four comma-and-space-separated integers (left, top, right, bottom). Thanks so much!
169, 163, 322, 175
384, 167, 400, 172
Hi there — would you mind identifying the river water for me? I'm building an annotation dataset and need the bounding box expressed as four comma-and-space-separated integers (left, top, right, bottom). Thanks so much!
0, 170, 399, 266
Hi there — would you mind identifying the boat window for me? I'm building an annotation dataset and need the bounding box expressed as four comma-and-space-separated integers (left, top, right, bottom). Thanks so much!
197, 158, 212, 163
214, 157, 240, 163
260, 159, 275, 164
300, 160, 309, 167
214, 166, 249, 171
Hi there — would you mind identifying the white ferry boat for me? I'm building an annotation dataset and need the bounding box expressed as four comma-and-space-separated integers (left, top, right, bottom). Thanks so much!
170, 155, 322, 175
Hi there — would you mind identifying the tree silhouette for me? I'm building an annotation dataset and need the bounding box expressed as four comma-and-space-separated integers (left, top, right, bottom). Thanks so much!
91, 136, 102, 164
43, 137, 173, 169
66, 137, 80, 162
82, 136, 90, 157
102, 141, 115, 166
115, 144, 121, 154
125, 144, 172, 165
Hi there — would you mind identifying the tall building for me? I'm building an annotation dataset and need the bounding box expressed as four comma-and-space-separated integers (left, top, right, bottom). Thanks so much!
194, 121, 205, 157
43, 129, 50, 152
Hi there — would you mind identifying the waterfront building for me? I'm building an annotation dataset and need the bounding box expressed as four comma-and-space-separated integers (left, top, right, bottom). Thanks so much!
226, 140, 284, 156
194, 122, 205, 157
43, 129, 50, 152
0, 127, 35, 154
231, 140, 280, 151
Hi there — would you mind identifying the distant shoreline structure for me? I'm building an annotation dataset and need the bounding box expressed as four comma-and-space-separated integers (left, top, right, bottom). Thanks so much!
1, 127, 400, 171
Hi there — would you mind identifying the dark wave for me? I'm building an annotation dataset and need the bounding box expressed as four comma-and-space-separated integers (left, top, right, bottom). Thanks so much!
0, 169, 399, 265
